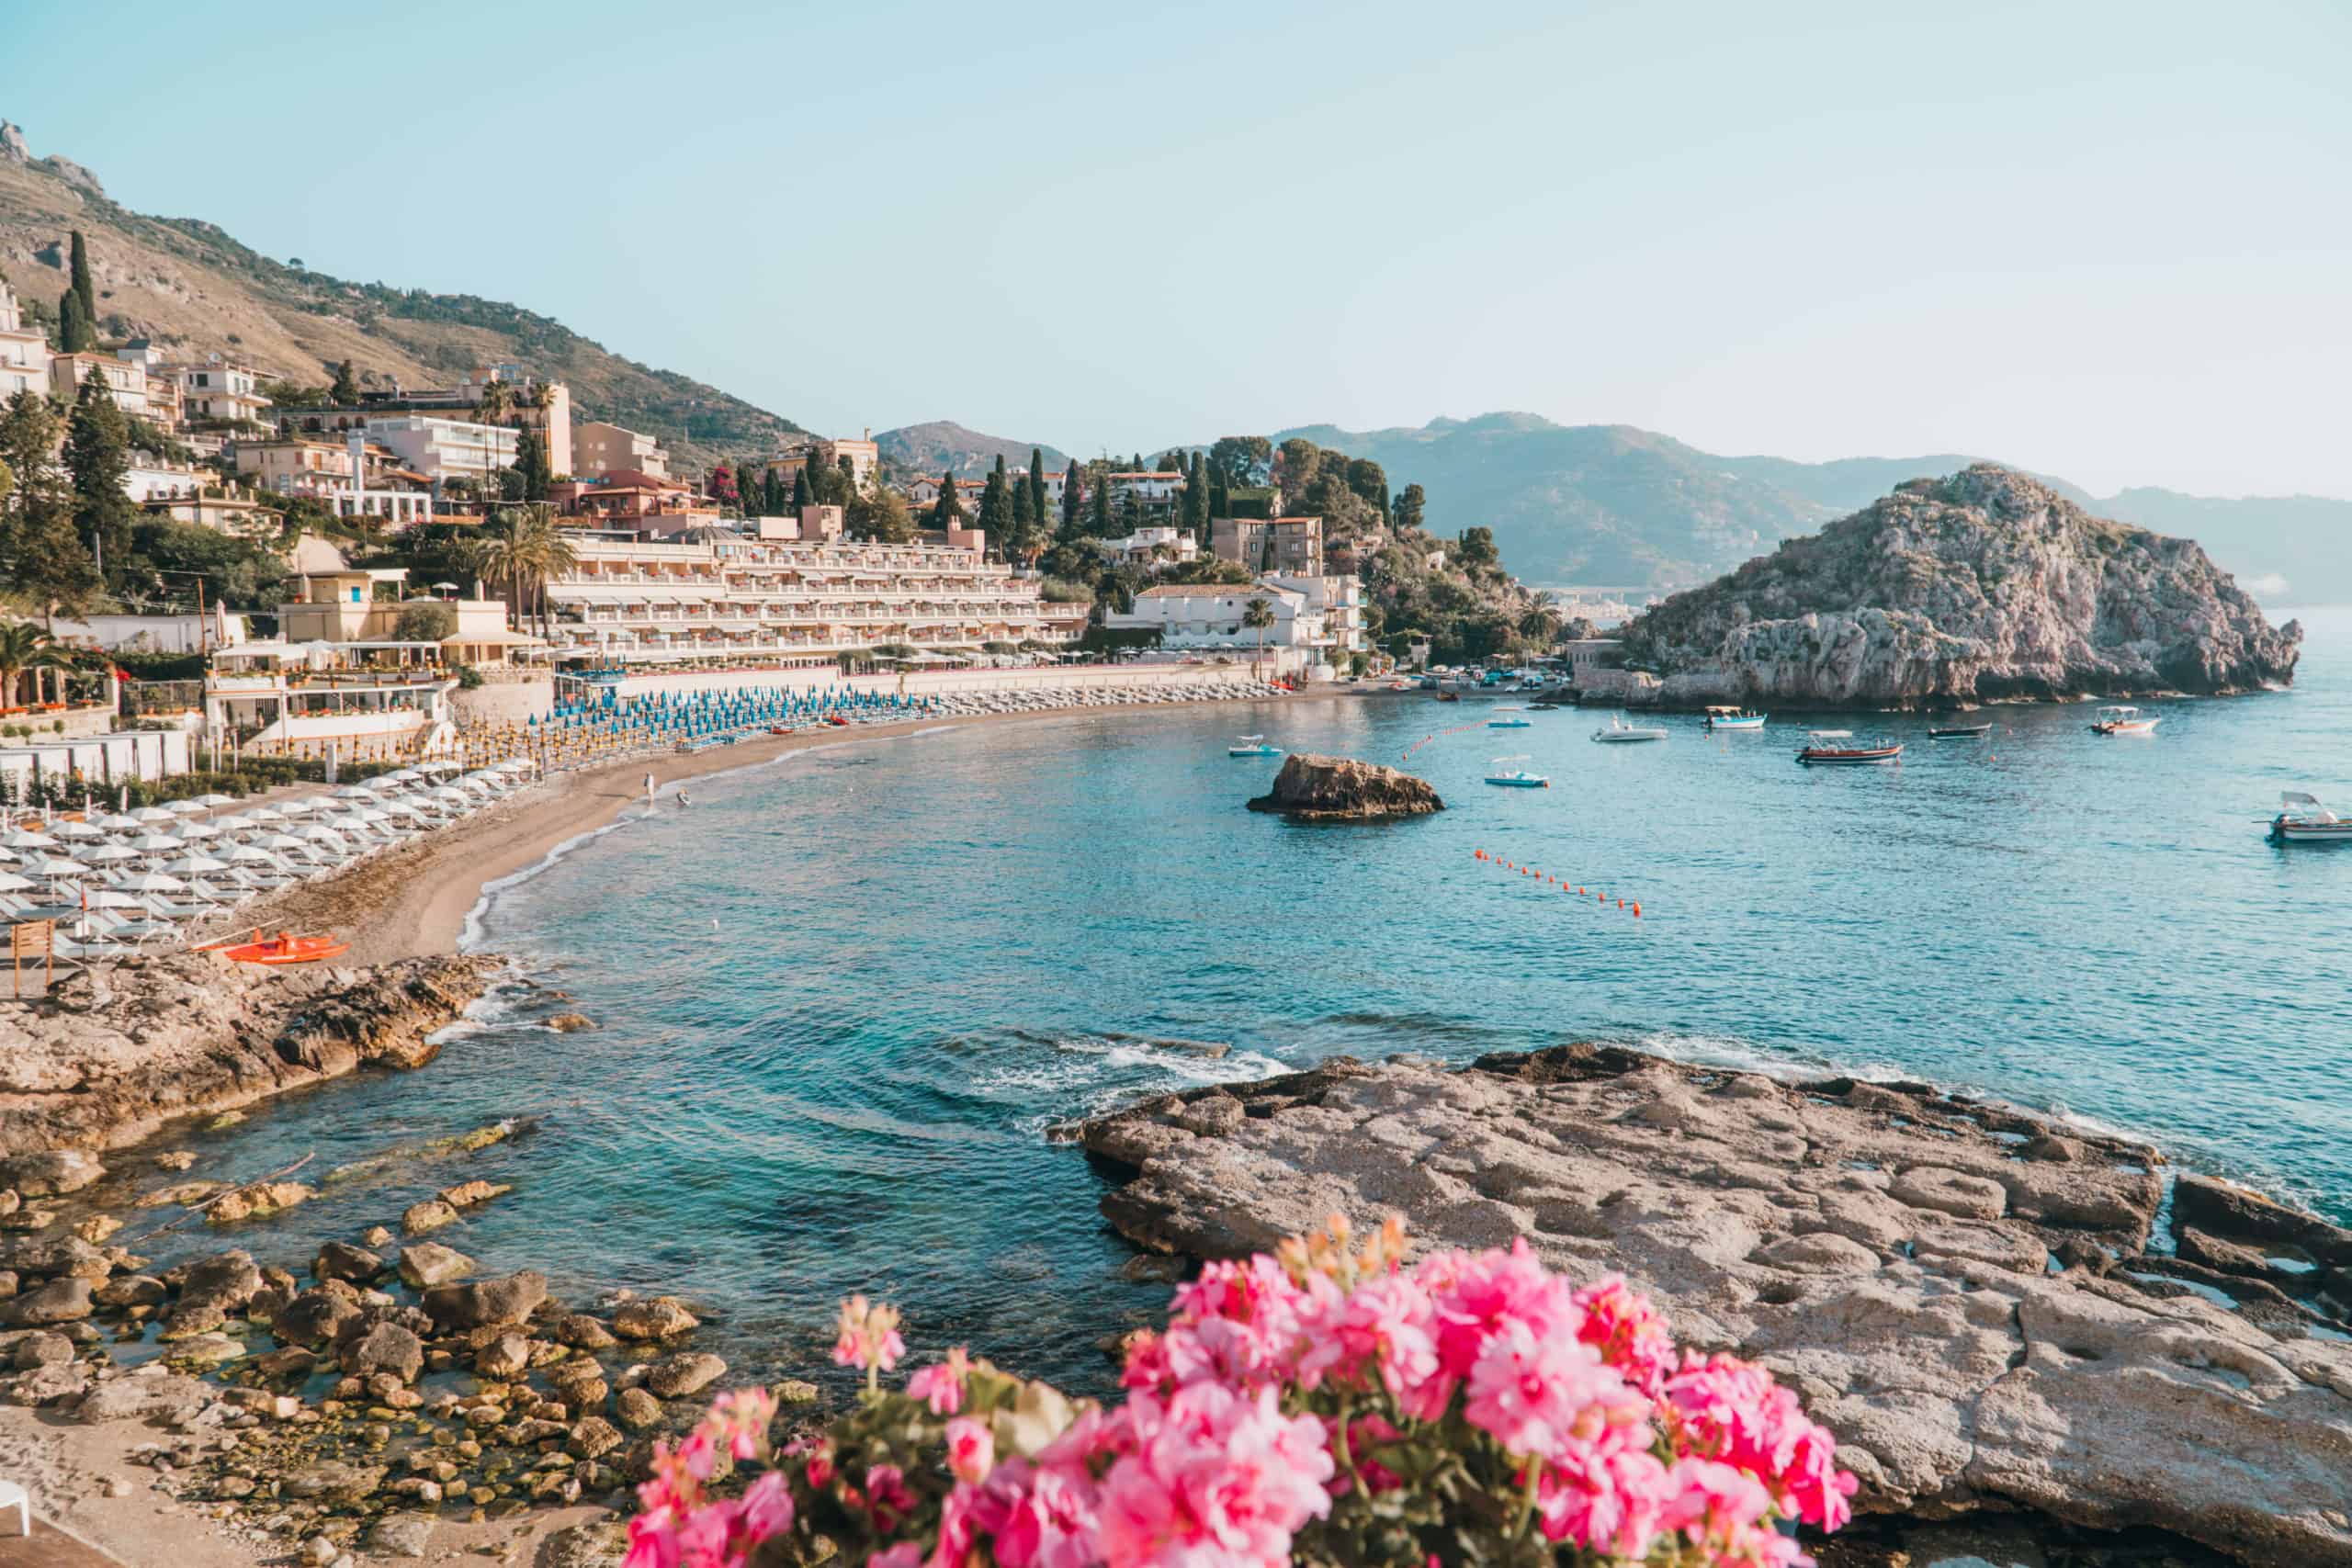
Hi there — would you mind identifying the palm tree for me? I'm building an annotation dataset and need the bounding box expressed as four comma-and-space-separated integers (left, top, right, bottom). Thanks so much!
514, 503, 577, 640
466, 517, 526, 634
1243, 597, 1275, 682
0, 621, 70, 710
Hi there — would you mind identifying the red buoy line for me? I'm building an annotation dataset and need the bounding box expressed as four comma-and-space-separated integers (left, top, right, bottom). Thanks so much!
1401, 720, 1491, 762
1471, 847, 1643, 917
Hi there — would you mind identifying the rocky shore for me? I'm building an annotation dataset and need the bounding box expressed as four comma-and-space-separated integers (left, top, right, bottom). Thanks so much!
1246, 753, 1443, 820
1617, 465, 2302, 708
0, 952, 499, 1154
1072, 1045, 2352, 1566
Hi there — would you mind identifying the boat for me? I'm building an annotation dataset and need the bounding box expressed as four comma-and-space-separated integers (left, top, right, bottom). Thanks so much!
1484, 755, 1549, 789
1487, 707, 1533, 729
218, 931, 350, 965
2270, 792, 2352, 843
2090, 705, 2160, 736
1228, 736, 1283, 757
1928, 722, 1993, 739
1795, 729, 1902, 765
1435, 691, 1460, 704
767, 724, 797, 736
1702, 705, 1767, 731
1528, 702, 1562, 711
1591, 716, 1668, 743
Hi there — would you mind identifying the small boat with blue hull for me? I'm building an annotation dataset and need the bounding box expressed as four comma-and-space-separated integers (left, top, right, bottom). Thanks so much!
1702, 705, 1767, 731
1484, 755, 1549, 788
1487, 707, 1533, 729
1227, 736, 1283, 758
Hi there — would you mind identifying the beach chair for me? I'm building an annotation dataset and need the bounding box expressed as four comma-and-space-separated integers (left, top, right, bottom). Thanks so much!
0, 1474, 27, 1535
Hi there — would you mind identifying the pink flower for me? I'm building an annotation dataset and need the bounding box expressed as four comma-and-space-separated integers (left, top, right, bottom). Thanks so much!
1463, 1320, 1645, 1460
1536, 1446, 1671, 1556
908, 1346, 972, 1415
833, 1294, 907, 1375
1573, 1275, 1677, 1396
1295, 1269, 1439, 1404
945, 1416, 995, 1483
868, 1546, 923, 1568
1660, 1458, 1807, 1566
1419, 1238, 1582, 1382
736, 1471, 796, 1543
866, 1464, 915, 1536
1666, 1353, 1857, 1532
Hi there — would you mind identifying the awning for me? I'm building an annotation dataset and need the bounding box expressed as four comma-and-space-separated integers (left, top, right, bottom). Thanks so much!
444, 628, 545, 648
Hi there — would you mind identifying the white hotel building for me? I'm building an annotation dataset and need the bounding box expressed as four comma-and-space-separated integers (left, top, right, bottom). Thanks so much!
546, 532, 1090, 662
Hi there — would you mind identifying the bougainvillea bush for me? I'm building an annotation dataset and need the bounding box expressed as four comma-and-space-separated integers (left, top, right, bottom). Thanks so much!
628, 1216, 1857, 1568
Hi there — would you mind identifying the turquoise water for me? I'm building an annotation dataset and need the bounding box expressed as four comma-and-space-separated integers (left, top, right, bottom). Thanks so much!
130, 607, 2352, 1392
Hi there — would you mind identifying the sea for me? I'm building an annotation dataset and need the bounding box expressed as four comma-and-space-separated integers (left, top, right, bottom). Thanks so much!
122, 605, 2352, 1393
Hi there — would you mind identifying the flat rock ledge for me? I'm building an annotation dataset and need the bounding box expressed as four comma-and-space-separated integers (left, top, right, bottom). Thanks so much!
1070, 1045, 2352, 1566
0, 952, 502, 1152
1246, 752, 1442, 820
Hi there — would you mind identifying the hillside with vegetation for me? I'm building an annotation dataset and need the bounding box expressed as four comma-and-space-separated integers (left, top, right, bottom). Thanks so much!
876, 422, 1069, 481
0, 124, 801, 476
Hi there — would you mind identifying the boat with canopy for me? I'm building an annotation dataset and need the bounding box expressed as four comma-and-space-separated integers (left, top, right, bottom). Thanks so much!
2270, 793, 2352, 843
2090, 705, 2160, 736
1227, 736, 1283, 757
1795, 729, 1903, 765
1591, 716, 1668, 743
1483, 755, 1549, 788
1702, 705, 1767, 730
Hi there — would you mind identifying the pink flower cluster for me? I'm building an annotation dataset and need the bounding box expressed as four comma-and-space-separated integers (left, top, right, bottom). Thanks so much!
629, 1220, 1857, 1568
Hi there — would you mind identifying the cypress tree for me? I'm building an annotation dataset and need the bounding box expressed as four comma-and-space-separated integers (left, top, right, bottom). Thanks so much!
978, 454, 1012, 542
1057, 460, 1084, 543
1090, 469, 1111, 535
68, 231, 95, 321
515, 425, 551, 502
1027, 449, 1046, 536
931, 468, 964, 527
56, 288, 94, 353
792, 467, 812, 510
63, 367, 137, 589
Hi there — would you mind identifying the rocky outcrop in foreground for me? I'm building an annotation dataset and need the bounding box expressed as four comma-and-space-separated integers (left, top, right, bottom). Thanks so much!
1073, 1046, 2352, 1566
1618, 465, 2301, 706
1247, 753, 1442, 820
0, 953, 499, 1153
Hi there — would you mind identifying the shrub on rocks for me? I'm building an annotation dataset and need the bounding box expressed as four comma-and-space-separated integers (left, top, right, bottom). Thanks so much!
630, 1219, 1856, 1568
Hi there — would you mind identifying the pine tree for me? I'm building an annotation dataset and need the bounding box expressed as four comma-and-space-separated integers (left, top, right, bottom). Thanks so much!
331, 359, 360, 403
68, 231, 95, 322
63, 367, 137, 590
56, 288, 94, 353
793, 468, 812, 510
1060, 460, 1082, 536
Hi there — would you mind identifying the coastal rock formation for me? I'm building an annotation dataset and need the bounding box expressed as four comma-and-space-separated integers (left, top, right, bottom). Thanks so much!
1617, 466, 2301, 707
1075, 1046, 2352, 1566
1246, 753, 1442, 821
0, 953, 500, 1152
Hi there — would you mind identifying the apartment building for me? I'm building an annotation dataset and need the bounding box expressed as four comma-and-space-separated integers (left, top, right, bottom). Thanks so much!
1103, 582, 1323, 671
764, 434, 880, 492
175, 360, 271, 428
1265, 572, 1364, 652
0, 278, 49, 400
1095, 526, 1200, 570
1210, 514, 1324, 577
49, 352, 152, 416
545, 533, 1082, 664
574, 420, 671, 480
359, 415, 519, 481
229, 434, 435, 526
1105, 470, 1183, 511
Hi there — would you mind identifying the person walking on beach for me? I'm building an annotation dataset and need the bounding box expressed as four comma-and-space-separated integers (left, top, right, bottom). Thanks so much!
643, 771, 655, 806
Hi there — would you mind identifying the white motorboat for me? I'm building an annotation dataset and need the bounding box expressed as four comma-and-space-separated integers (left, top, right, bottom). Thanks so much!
1484, 755, 1549, 789
2090, 705, 2160, 736
1227, 735, 1283, 758
2271, 792, 2352, 843
1591, 716, 1668, 744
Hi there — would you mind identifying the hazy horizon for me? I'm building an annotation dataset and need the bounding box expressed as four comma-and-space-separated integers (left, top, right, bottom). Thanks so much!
10, 0, 2350, 501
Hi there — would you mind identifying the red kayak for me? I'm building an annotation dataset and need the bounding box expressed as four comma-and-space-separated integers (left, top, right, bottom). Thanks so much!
219, 931, 350, 965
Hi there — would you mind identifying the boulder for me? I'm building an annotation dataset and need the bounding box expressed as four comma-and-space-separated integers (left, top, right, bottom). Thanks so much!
611, 1296, 697, 1340
283, 1459, 386, 1504
369, 1516, 434, 1558
11, 1330, 72, 1369
540, 1519, 630, 1568
612, 1386, 662, 1431
205, 1181, 313, 1224
438, 1179, 508, 1209
474, 1333, 530, 1381
273, 1289, 363, 1350
395, 1242, 475, 1289
74, 1370, 210, 1425
337, 1321, 424, 1383
568, 1415, 623, 1459
312, 1242, 384, 1283
422, 1270, 547, 1331
0, 1151, 106, 1197
553, 1312, 617, 1349
643, 1351, 726, 1399
5, 1276, 92, 1325
1077, 1045, 2352, 1566
401, 1199, 458, 1235
1245, 753, 1442, 821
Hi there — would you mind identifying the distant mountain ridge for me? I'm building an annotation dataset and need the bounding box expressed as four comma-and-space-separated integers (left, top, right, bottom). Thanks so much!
0, 120, 802, 475
1270, 413, 2341, 600
876, 422, 1070, 479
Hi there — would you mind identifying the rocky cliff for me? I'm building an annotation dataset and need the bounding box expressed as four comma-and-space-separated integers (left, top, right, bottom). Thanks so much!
0, 953, 498, 1152
1617, 466, 2301, 707
1245, 754, 1442, 820
1073, 1047, 2352, 1565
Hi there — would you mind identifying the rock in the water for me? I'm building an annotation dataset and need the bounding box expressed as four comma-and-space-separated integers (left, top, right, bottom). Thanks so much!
644, 1351, 726, 1399
1621, 465, 2301, 706
553, 1311, 616, 1349
0, 1151, 106, 1196
547, 1012, 597, 1032
1245, 753, 1442, 821
337, 1321, 424, 1382
205, 1180, 314, 1224
611, 1296, 697, 1340
273, 1289, 363, 1349
401, 1199, 458, 1235
474, 1332, 530, 1380
395, 1242, 474, 1289
312, 1241, 384, 1283
1077, 1045, 2352, 1566
4, 1276, 92, 1325
568, 1414, 623, 1459
421, 1270, 547, 1331
612, 1386, 662, 1431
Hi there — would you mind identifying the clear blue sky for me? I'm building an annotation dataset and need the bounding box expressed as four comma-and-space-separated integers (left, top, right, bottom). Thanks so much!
11, 0, 2350, 496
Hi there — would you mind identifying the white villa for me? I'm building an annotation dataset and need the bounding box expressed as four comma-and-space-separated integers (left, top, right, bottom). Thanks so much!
1096, 525, 1200, 570
545, 532, 1089, 664
1105, 581, 1323, 672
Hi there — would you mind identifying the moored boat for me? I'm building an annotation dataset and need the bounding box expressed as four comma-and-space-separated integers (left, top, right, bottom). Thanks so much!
2270, 792, 2352, 843
1702, 705, 1767, 731
1928, 723, 1993, 739
1795, 730, 1902, 765
2090, 705, 2160, 736
1592, 716, 1668, 744
1228, 735, 1283, 757
1484, 755, 1549, 788
1487, 707, 1533, 729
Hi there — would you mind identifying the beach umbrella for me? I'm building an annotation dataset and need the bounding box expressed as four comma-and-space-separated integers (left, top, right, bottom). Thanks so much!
175, 820, 222, 840
381, 800, 428, 819
0, 872, 35, 894
128, 832, 184, 854
165, 798, 209, 816
193, 794, 236, 809
29, 856, 90, 879
0, 829, 56, 851
85, 887, 148, 909
115, 872, 187, 895
386, 769, 424, 784
90, 812, 142, 832
259, 833, 311, 852
51, 819, 103, 840
300, 827, 346, 846
347, 807, 392, 824
242, 806, 288, 824
224, 845, 281, 866
334, 784, 376, 799
78, 844, 141, 864
0, 845, 17, 863
164, 854, 231, 876
276, 798, 322, 817
132, 806, 180, 823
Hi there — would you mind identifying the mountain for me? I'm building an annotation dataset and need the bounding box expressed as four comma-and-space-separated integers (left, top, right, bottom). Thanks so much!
0, 120, 800, 476
876, 421, 1070, 479
1617, 465, 2301, 707
2091, 488, 2350, 604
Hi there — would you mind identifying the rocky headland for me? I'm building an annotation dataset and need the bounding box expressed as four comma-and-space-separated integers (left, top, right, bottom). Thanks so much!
0, 952, 498, 1153
1072, 1045, 2352, 1565
1246, 753, 1443, 820
1616, 465, 2302, 708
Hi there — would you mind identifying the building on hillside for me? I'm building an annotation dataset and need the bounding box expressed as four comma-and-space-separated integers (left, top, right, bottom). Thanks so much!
903, 474, 987, 513
141, 492, 276, 536
574, 420, 670, 481
0, 279, 50, 400
353, 415, 519, 483
122, 460, 208, 504
1095, 525, 1200, 570
1210, 514, 1324, 577
277, 368, 570, 473
750, 506, 846, 544
1104, 470, 1183, 515
549, 470, 718, 535
276, 565, 538, 668
1103, 582, 1323, 673
542, 532, 1080, 665
172, 359, 271, 430
1013, 467, 1069, 513
1264, 572, 1364, 653
48, 352, 152, 417
51, 605, 247, 655
114, 339, 165, 374
229, 434, 434, 527
763, 434, 880, 493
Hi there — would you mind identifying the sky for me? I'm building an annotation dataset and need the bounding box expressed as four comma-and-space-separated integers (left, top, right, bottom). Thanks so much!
9, 0, 2352, 497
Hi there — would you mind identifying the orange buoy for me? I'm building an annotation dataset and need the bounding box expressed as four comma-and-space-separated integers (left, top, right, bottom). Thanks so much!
1632, 902, 1642, 917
